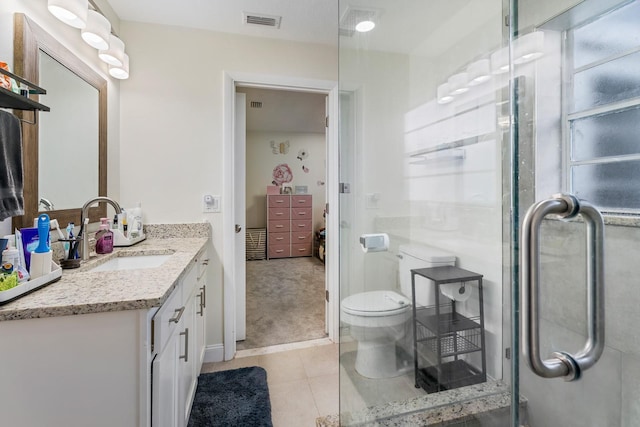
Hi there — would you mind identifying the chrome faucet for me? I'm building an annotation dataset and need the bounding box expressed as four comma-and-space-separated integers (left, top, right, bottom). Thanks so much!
39, 197, 55, 211
80, 196, 122, 260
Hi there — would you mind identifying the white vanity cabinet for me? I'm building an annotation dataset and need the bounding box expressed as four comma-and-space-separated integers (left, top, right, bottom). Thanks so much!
0, 242, 209, 427
152, 249, 208, 427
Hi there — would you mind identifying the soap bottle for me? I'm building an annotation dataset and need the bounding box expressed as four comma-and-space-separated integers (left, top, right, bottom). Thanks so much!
95, 218, 114, 254
129, 202, 143, 239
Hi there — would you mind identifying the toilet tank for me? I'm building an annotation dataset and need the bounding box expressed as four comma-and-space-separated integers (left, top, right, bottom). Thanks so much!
398, 244, 456, 307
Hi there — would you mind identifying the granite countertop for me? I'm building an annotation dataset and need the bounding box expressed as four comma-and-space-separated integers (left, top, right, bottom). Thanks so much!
0, 236, 209, 322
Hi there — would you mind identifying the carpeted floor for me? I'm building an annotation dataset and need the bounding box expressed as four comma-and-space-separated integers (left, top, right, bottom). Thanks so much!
187, 366, 272, 427
238, 256, 326, 350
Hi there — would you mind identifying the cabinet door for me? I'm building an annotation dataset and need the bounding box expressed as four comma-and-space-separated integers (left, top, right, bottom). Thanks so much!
179, 293, 196, 427
195, 278, 207, 370
152, 331, 180, 427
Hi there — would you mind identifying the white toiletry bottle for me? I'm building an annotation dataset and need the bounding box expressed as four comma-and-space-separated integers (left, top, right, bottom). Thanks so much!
129, 202, 143, 238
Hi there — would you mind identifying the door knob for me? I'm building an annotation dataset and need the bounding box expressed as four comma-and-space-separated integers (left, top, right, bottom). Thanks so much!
235, 224, 242, 233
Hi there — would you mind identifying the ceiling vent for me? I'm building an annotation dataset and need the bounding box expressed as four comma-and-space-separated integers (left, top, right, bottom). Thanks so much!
250, 101, 263, 109
243, 12, 282, 29
340, 7, 378, 37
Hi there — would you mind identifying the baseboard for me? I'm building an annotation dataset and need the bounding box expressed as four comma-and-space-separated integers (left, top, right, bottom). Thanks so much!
204, 344, 224, 363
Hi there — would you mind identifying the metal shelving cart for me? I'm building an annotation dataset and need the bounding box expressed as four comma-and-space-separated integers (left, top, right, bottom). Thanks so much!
411, 266, 486, 393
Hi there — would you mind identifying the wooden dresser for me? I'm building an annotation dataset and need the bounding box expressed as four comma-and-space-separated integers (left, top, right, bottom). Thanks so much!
266, 194, 313, 259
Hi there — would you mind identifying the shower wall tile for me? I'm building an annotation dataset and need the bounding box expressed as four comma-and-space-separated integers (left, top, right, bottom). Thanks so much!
620, 354, 640, 427
622, 352, 640, 427
522, 318, 622, 427
539, 220, 640, 358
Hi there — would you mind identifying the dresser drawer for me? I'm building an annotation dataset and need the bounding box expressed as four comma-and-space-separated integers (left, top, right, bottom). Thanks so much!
268, 195, 290, 208
268, 245, 291, 258
269, 232, 290, 246
291, 220, 312, 232
269, 207, 290, 220
269, 220, 290, 232
292, 195, 312, 208
291, 208, 312, 219
291, 243, 312, 257
291, 231, 312, 243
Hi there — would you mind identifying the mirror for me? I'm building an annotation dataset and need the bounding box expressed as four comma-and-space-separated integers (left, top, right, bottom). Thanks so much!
12, 13, 107, 230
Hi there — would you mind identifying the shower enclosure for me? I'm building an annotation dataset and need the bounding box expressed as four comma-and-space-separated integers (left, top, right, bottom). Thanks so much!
337, 0, 640, 425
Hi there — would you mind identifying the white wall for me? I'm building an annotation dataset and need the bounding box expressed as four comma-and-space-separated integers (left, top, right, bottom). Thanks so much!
0, 0, 121, 235
117, 20, 337, 348
246, 131, 326, 231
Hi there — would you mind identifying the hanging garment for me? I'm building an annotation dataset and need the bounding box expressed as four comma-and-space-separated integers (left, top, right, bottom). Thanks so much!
0, 110, 24, 221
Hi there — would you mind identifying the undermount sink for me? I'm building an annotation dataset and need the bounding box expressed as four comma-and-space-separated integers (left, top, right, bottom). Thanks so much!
89, 254, 173, 272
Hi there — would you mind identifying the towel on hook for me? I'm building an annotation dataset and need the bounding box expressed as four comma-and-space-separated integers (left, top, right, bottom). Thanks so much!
0, 110, 24, 221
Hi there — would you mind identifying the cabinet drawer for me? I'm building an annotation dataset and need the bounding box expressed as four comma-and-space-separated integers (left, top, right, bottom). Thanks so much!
291, 220, 312, 232
269, 220, 290, 232
152, 285, 184, 354
268, 207, 290, 220
269, 232, 290, 245
292, 195, 312, 208
268, 245, 291, 258
291, 208, 311, 219
291, 231, 312, 243
268, 195, 290, 207
292, 243, 312, 256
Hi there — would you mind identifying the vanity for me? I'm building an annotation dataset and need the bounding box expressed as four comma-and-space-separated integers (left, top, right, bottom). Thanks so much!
0, 235, 209, 427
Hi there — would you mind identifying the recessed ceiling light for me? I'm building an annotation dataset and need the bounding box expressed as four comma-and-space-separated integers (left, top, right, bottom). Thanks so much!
355, 20, 375, 32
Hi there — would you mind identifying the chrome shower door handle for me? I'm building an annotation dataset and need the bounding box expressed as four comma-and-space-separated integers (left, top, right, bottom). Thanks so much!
520, 193, 605, 381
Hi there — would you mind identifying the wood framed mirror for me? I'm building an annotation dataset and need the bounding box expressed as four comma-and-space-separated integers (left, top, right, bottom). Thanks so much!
12, 13, 107, 231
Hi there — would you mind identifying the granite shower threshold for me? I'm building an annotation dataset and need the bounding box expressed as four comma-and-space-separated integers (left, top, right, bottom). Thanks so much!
316, 380, 528, 426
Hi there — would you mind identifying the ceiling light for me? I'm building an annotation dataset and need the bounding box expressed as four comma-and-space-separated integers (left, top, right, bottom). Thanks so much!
514, 31, 544, 64
447, 73, 470, 95
99, 35, 125, 67
109, 54, 129, 80
355, 20, 375, 32
48, 0, 88, 29
467, 59, 491, 86
81, 10, 111, 50
437, 83, 455, 104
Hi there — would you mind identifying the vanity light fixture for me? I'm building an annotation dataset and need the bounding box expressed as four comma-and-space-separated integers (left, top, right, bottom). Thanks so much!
81, 9, 111, 50
48, 0, 88, 29
108, 53, 129, 80
467, 59, 491, 86
447, 72, 470, 95
99, 35, 126, 67
355, 20, 376, 32
514, 31, 544, 64
437, 83, 455, 104
490, 46, 510, 74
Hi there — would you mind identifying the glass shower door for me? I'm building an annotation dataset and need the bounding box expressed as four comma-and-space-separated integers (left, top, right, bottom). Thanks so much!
338, 0, 513, 424
513, 0, 640, 425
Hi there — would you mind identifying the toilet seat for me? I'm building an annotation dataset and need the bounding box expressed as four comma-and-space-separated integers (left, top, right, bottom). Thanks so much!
341, 291, 411, 317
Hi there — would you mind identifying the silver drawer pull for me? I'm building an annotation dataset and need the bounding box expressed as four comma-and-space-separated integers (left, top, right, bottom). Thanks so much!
521, 193, 605, 381
180, 328, 189, 362
276, 225, 284, 228
169, 306, 185, 324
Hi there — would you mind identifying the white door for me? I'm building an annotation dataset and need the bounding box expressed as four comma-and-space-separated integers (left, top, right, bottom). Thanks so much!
234, 92, 246, 341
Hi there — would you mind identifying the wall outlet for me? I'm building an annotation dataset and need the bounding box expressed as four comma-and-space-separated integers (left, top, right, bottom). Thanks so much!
203, 195, 220, 213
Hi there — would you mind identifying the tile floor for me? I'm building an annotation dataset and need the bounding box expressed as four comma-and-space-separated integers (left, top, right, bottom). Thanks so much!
201, 339, 339, 427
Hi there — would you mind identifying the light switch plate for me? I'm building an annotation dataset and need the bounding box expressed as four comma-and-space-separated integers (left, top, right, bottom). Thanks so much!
203, 195, 220, 213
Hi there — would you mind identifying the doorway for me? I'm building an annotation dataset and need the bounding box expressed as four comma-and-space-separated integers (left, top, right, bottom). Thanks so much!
222, 72, 339, 361
236, 86, 328, 351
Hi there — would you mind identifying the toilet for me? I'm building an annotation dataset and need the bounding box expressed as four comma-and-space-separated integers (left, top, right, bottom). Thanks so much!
341, 244, 456, 379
